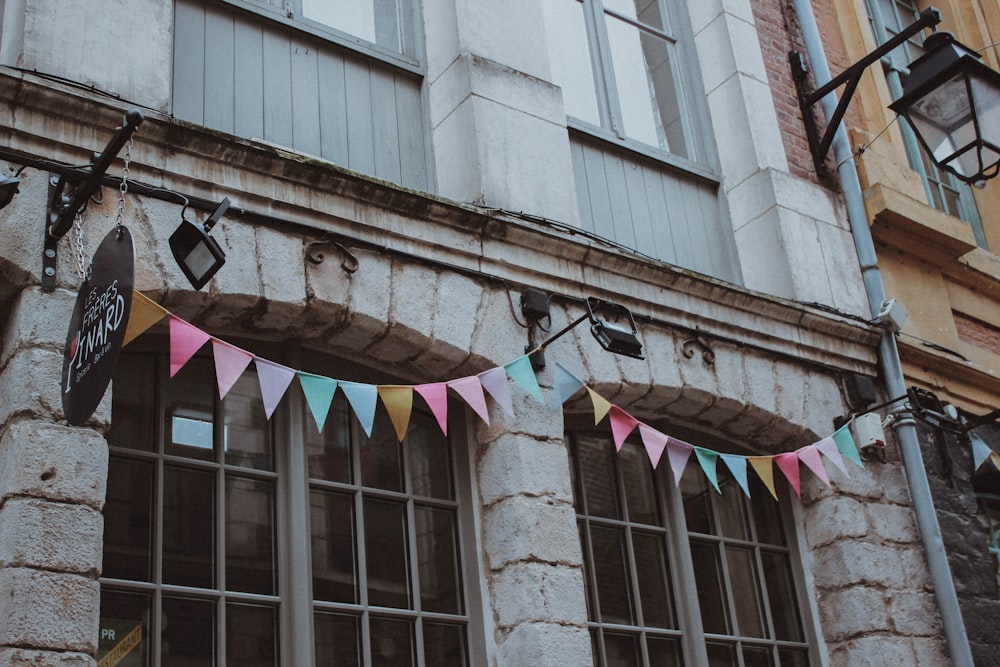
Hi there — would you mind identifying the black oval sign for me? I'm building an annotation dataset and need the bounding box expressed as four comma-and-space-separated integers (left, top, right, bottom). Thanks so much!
62, 226, 135, 425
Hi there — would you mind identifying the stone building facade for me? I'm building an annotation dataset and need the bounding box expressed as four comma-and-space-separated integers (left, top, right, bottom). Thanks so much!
0, 0, 982, 665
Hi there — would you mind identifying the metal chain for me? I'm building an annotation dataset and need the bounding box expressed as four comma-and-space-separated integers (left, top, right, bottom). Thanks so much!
72, 210, 88, 281
115, 137, 133, 233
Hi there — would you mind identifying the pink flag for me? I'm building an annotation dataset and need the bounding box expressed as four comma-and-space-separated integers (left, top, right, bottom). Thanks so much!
814, 436, 849, 476
212, 339, 254, 400
448, 376, 490, 425
254, 358, 296, 419
169, 316, 211, 377
798, 445, 831, 487
774, 452, 801, 498
415, 382, 449, 435
638, 423, 668, 468
478, 367, 515, 417
609, 406, 639, 451
666, 437, 694, 486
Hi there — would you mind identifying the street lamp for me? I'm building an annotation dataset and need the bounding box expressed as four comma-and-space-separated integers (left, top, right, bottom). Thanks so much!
890, 31, 1000, 185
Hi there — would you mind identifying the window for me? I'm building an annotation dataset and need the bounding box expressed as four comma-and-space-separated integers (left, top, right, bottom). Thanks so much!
568, 427, 814, 666
977, 493, 1000, 579
865, 0, 987, 246
100, 344, 476, 666
543, 0, 707, 165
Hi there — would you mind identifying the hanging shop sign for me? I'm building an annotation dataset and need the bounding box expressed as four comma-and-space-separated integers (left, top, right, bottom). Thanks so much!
61, 227, 135, 425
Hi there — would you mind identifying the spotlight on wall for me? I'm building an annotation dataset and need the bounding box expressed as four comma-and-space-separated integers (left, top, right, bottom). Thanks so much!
0, 175, 20, 210
586, 298, 644, 359
170, 197, 231, 290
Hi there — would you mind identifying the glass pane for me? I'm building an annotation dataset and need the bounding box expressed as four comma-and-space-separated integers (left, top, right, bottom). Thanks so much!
99, 590, 150, 667
103, 457, 153, 582
408, 413, 453, 500
716, 476, 750, 540
224, 372, 272, 471
605, 0, 666, 31
706, 642, 737, 667
302, 0, 407, 54
603, 632, 640, 667
575, 434, 622, 519
306, 399, 352, 483
750, 481, 785, 546
542, 0, 601, 126
423, 622, 467, 667
726, 547, 765, 638
633, 531, 674, 628
225, 477, 275, 595
590, 524, 634, 625
161, 597, 214, 667
166, 358, 215, 461
415, 506, 462, 614
311, 490, 358, 603
744, 646, 776, 667
360, 410, 405, 492
163, 466, 214, 589
314, 612, 361, 667
226, 603, 276, 667
777, 647, 810, 667
109, 354, 155, 451
761, 551, 804, 642
369, 616, 414, 667
647, 636, 682, 667
364, 498, 411, 608
620, 443, 661, 526
681, 466, 713, 535
606, 14, 689, 157
690, 540, 730, 634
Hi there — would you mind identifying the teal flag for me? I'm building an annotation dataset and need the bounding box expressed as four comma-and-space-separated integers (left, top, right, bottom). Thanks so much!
552, 362, 585, 410
695, 447, 721, 493
340, 381, 378, 437
833, 423, 864, 468
505, 355, 544, 402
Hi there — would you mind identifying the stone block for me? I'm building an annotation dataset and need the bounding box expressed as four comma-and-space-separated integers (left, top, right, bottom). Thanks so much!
819, 585, 889, 640
481, 495, 581, 570
0, 648, 95, 667
1, 288, 75, 369
0, 567, 99, 653
323, 249, 393, 352
830, 636, 916, 667
0, 499, 103, 576
0, 348, 64, 425
477, 434, 573, 506
867, 502, 920, 544
887, 590, 943, 636
495, 622, 591, 667
810, 540, 906, 590
910, 637, 951, 667
0, 421, 109, 510
803, 495, 871, 548
489, 561, 587, 628
418, 271, 485, 375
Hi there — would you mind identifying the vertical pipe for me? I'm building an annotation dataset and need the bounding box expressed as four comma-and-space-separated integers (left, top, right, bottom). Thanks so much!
789, 2, 975, 665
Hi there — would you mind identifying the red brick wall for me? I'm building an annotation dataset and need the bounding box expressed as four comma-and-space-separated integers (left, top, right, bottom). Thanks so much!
955, 311, 1000, 355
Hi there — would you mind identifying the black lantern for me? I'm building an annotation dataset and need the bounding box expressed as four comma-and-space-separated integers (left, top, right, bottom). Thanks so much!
890, 31, 1000, 185
169, 197, 231, 290
586, 297, 644, 359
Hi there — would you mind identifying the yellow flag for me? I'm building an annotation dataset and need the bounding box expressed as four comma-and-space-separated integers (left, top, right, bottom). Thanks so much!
747, 456, 778, 501
992, 451, 1000, 473
587, 387, 612, 425
123, 292, 168, 347
378, 385, 414, 442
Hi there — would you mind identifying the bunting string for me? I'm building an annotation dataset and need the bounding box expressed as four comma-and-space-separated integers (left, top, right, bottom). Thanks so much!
123, 292, 871, 500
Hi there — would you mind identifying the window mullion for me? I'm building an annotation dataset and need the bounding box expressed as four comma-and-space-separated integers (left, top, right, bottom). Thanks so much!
215, 393, 227, 666
152, 353, 167, 667
585, 0, 623, 138
664, 477, 710, 667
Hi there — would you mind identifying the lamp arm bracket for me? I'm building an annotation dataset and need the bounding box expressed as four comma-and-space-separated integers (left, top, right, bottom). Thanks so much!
42, 109, 143, 292
789, 7, 940, 173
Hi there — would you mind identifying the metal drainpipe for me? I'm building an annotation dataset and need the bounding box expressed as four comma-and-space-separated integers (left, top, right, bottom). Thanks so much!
789, 1, 975, 665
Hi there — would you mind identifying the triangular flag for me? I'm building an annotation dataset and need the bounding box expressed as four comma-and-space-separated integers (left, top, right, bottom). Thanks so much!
992, 451, 1000, 473
378, 385, 414, 442
833, 423, 864, 468
666, 437, 694, 487
774, 452, 801, 498
169, 316, 211, 377
971, 432, 994, 470
504, 355, 544, 402
123, 292, 167, 347
815, 436, 849, 476
695, 447, 721, 493
798, 445, 831, 487
748, 456, 778, 500
638, 423, 668, 468
608, 406, 639, 451
587, 388, 612, 425
720, 454, 750, 497
552, 362, 586, 409
212, 339, 254, 400
414, 382, 449, 434
254, 358, 296, 419
478, 367, 514, 417
298, 371, 338, 433
448, 376, 491, 425
340, 382, 379, 437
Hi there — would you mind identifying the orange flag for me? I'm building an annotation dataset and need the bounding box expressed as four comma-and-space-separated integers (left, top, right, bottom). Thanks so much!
378, 385, 414, 442
123, 291, 167, 347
